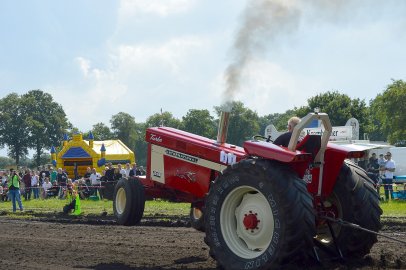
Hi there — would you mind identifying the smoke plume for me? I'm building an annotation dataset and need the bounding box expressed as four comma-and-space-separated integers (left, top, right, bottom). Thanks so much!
222, 0, 355, 108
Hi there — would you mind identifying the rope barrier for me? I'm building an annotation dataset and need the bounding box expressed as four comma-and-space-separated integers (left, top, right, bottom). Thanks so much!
319, 215, 406, 245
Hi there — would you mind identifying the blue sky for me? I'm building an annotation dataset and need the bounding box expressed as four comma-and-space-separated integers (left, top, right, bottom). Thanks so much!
1, 0, 406, 156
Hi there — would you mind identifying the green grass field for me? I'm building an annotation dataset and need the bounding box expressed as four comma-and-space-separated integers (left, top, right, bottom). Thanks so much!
0, 197, 191, 217
0, 196, 404, 218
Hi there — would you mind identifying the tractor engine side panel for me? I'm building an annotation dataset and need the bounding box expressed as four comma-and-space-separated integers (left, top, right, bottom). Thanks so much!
149, 144, 218, 198
146, 127, 246, 164
145, 127, 246, 200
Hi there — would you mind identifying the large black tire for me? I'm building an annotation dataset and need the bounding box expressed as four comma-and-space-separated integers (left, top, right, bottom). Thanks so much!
113, 178, 145, 226
204, 159, 316, 270
189, 204, 205, 232
315, 160, 382, 258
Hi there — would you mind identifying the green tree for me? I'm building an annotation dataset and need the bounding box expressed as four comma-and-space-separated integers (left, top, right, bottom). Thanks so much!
259, 109, 300, 135
133, 122, 148, 166
298, 91, 369, 138
0, 156, 15, 168
91, 122, 112, 140
214, 101, 260, 146
0, 93, 30, 165
181, 109, 216, 138
32, 153, 51, 168
146, 111, 181, 128
110, 112, 137, 149
142, 111, 181, 165
370, 79, 406, 144
22, 90, 69, 166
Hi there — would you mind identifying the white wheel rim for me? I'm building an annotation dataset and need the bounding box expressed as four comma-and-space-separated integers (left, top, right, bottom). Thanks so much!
116, 187, 127, 215
220, 186, 274, 259
192, 207, 203, 220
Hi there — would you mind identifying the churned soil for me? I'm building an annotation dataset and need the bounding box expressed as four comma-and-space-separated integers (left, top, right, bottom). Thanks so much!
0, 214, 405, 270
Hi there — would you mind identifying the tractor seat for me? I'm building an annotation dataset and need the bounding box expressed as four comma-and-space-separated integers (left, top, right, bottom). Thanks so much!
296, 135, 321, 161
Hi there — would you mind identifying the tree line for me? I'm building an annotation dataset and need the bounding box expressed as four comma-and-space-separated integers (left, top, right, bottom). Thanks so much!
1, 79, 405, 167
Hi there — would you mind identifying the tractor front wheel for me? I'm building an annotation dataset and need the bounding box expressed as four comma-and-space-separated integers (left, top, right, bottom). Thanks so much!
204, 159, 315, 270
113, 178, 145, 226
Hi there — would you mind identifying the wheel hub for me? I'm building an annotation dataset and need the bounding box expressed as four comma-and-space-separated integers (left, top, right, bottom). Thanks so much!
224, 190, 274, 254
243, 212, 260, 231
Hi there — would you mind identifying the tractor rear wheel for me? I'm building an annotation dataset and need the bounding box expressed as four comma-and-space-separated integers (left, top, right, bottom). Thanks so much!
190, 204, 205, 232
315, 160, 382, 258
204, 159, 315, 270
113, 178, 145, 226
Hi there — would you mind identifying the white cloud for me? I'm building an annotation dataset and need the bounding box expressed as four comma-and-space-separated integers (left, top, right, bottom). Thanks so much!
234, 59, 321, 115
58, 36, 211, 130
114, 36, 209, 78
119, 0, 196, 17
75, 57, 91, 77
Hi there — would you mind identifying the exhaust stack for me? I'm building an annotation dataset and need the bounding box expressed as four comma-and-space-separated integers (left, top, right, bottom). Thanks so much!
216, 111, 230, 145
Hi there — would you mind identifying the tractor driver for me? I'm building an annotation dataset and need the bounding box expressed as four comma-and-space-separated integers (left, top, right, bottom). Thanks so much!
273, 116, 301, 147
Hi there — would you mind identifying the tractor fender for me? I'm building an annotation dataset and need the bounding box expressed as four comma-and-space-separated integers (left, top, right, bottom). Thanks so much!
243, 140, 309, 163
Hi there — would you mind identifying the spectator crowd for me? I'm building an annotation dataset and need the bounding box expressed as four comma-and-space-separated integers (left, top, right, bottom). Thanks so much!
0, 162, 146, 207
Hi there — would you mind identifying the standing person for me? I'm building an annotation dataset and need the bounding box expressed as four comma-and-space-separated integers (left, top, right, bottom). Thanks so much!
0, 171, 7, 202
378, 154, 387, 175
273, 116, 301, 147
114, 167, 122, 180
129, 163, 138, 177
8, 168, 24, 212
42, 177, 53, 198
118, 164, 126, 178
83, 167, 92, 185
138, 166, 145, 176
3, 170, 11, 201
89, 168, 101, 196
31, 171, 40, 199
50, 167, 57, 185
22, 169, 32, 201
39, 166, 50, 181
39, 171, 46, 186
382, 152, 396, 200
0, 183, 5, 202
104, 163, 115, 181
57, 168, 68, 198
57, 168, 68, 186
367, 153, 380, 194
124, 163, 131, 178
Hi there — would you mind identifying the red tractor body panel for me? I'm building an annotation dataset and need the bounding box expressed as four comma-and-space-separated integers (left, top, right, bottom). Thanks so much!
243, 140, 312, 163
142, 124, 364, 202
144, 127, 246, 201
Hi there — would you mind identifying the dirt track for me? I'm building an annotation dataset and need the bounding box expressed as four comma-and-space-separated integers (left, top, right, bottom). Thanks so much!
0, 216, 405, 270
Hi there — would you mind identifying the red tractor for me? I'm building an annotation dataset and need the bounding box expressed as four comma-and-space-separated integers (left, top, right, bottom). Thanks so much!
113, 111, 382, 269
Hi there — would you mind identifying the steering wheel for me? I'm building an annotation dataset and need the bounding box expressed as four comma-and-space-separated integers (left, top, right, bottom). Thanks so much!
252, 135, 273, 143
